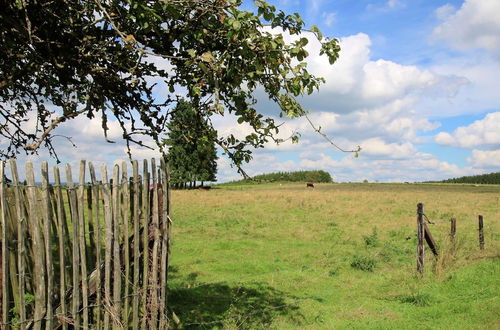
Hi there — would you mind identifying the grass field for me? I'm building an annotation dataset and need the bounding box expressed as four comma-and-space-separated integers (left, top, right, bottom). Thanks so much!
167, 183, 500, 329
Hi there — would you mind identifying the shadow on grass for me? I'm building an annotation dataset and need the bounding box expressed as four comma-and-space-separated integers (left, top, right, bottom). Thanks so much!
168, 270, 307, 329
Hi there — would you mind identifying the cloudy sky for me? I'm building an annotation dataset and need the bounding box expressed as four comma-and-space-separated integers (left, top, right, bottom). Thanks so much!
6, 0, 500, 183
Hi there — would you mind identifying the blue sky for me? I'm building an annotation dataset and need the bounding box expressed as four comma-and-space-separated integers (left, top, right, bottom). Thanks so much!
212, 0, 500, 182
5, 0, 500, 183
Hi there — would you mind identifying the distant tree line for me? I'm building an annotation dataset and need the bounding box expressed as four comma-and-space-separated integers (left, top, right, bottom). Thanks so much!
430, 172, 500, 184
252, 170, 333, 183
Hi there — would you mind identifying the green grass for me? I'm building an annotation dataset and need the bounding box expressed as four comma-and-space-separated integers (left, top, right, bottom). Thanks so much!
168, 183, 500, 329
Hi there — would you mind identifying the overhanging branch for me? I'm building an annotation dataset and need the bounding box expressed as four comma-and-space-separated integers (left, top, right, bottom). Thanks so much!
24, 108, 88, 152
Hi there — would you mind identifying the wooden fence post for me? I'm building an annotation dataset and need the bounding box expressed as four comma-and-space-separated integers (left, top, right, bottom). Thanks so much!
417, 203, 424, 274
141, 160, 150, 330
9, 159, 26, 329
101, 164, 112, 330
26, 162, 46, 330
132, 160, 141, 330
53, 166, 68, 330
65, 163, 81, 328
0, 161, 10, 329
41, 162, 54, 329
450, 218, 456, 241
423, 223, 439, 257
478, 215, 484, 250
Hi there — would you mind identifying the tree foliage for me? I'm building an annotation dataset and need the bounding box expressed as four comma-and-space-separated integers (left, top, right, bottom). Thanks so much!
230, 170, 333, 183
430, 172, 500, 184
0, 0, 342, 172
164, 99, 218, 187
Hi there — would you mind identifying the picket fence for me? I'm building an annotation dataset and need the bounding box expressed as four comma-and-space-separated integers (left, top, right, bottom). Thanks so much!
0, 159, 171, 329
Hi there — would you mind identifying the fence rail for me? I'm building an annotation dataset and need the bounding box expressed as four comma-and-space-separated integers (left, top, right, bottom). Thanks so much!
0, 159, 171, 329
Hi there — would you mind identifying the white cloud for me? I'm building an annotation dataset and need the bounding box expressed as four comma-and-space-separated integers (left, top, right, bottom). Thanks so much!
467, 149, 500, 168
366, 0, 404, 12
288, 32, 467, 114
435, 4, 455, 20
387, 0, 402, 9
432, 0, 500, 55
435, 111, 500, 148
322, 12, 336, 27
358, 138, 416, 159
361, 59, 435, 100
293, 149, 469, 182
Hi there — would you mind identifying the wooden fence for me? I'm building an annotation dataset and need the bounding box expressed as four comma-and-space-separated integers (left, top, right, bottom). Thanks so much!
0, 159, 171, 329
415, 203, 487, 275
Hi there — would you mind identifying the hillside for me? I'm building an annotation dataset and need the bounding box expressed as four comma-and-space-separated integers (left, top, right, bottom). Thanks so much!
432, 172, 500, 184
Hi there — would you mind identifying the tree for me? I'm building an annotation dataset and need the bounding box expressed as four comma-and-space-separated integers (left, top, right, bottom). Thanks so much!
164, 99, 218, 188
1, 0, 354, 174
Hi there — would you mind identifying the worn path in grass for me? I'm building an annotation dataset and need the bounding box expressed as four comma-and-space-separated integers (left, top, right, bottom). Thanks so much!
168, 183, 500, 329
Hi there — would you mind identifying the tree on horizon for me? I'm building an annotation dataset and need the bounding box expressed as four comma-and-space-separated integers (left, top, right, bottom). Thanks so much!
164, 99, 218, 188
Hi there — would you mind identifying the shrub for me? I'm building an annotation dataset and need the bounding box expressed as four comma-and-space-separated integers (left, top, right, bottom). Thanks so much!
350, 255, 376, 272
398, 292, 434, 306
363, 227, 379, 247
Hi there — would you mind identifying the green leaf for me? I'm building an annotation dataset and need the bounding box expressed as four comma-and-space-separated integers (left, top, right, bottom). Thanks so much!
200, 52, 215, 63
232, 20, 241, 30
198, 62, 209, 73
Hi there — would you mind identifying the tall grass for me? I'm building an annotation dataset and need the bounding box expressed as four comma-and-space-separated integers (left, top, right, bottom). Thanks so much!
168, 183, 500, 329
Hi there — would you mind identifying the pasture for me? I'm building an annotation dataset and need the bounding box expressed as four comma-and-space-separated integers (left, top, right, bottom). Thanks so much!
168, 182, 500, 329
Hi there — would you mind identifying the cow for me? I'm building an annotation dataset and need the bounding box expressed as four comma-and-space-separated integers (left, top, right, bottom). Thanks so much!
306, 183, 314, 188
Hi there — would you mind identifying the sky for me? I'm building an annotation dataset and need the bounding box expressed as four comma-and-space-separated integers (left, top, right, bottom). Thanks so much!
4, 0, 500, 183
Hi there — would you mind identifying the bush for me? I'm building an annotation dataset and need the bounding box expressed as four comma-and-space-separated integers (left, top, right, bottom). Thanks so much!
363, 227, 379, 247
398, 292, 434, 306
350, 255, 376, 272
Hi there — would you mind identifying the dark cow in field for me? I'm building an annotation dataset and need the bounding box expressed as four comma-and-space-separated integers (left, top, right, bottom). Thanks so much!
306, 183, 315, 188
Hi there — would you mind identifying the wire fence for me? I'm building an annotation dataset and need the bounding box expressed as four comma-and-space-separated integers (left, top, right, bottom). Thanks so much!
0, 158, 172, 329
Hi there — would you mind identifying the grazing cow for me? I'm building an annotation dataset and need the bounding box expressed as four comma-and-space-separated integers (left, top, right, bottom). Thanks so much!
306, 183, 314, 188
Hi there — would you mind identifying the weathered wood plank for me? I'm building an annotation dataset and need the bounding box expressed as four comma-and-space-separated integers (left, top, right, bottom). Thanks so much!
159, 158, 170, 329
65, 163, 80, 328
132, 160, 140, 330
53, 166, 68, 330
77, 160, 89, 329
0, 161, 10, 329
26, 162, 46, 330
416, 203, 424, 274
89, 162, 102, 329
141, 160, 150, 330
9, 159, 26, 329
150, 158, 159, 330
423, 223, 438, 257
450, 218, 456, 241
121, 161, 130, 325
112, 164, 122, 326
101, 164, 112, 330
86, 185, 96, 272
479, 215, 484, 250
41, 162, 54, 328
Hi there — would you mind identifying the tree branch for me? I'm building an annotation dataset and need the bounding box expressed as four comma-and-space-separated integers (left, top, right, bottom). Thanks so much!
305, 114, 361, 154
24, 108, 88, 152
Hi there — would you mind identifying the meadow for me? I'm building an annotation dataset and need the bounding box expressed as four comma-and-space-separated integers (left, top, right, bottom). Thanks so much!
168, 182, 500, 329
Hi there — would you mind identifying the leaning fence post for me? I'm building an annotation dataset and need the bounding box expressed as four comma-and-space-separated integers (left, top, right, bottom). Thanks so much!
417, 203, 424, 274
478, 215, 484, 250
450, 218, 456, 241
